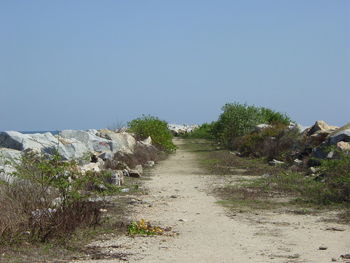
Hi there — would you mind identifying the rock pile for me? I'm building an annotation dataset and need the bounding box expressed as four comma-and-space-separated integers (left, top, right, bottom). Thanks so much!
0, 129, 159, 185
168, 124, 199, 136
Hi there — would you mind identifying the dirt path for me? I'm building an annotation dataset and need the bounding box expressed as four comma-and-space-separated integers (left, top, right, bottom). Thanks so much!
73, 139, 350, 263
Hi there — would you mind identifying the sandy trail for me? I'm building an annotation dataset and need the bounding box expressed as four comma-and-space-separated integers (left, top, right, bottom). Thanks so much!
73, 139, 349, 263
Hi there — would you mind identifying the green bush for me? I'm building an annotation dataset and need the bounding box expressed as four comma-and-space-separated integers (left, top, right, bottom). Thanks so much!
0, 151, 108, 244
128, 115, 176, 153
317, 152, 350, 203
235, 124, 302, 161
212, 103, 291, 148
182, 122, 216, 139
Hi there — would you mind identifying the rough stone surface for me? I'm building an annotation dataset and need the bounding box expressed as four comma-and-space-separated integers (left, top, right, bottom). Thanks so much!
111, 170, 124, 186
128, 169, 142, 178
0, 131, 57, 152
59, 130, 118, 153
97, 130, 136, 154
142, 136, 152, 146
306, 120, 338, 136
134, 164, 143, 174
0, 164, 16, 183
0, 131, 89, 160
168, 124, 199, 135
0, 148, 22, 165
327, 123, 350, 145
269, 159, 285, 166
336, 141, 350, 151
98, 151, 114, 161
145, 160, 155, 167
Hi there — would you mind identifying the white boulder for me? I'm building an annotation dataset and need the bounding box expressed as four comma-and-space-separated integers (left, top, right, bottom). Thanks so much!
0, 131, 89, 161
97, 130, 136, 154
59, 130, 118, 153
327, 123, 350, 145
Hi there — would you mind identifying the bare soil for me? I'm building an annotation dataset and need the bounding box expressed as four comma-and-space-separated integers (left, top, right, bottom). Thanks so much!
71, 139, 350, 263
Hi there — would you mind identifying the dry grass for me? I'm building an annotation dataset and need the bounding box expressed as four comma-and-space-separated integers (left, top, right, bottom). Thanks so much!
105, 143, 163, 169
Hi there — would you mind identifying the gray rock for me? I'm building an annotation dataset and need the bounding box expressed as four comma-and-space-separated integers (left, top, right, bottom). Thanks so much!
128, 169, 142, 178
98, 151, 114, 161
145, 160, 155, 167
0, 164, 16, 183
134, 164, 143, 174
269, 159, 285, 166
59, 130, 118, 153
307, 120, 338, 136
0, 131, 90, 161
97, 130, 136, 154
327, 123, 350, 145
142, 136, 152, 146
111, 170, 124, 186
311, 146, 329, 159
310, 167, 318, 173
54, 137, 90, 160
0, 131, 57, 152
168, 124, 199, 135
336, 141, 350, 151
0, 148, 22, 165
293, 159, 303, 165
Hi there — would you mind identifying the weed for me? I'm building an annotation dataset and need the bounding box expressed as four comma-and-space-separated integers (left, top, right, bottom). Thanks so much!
127, 219, 165, 236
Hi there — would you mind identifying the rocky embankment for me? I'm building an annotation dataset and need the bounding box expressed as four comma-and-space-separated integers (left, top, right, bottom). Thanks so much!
0, 129, 159, 184
168, 124, 198, 136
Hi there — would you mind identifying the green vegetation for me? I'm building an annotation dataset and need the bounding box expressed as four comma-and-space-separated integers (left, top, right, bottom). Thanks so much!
181, 122, 216, 139
127, 219, 165, 236
211, 103, 291, 148
184, 139, 349, 220
234, 124, 302, 161
182, 102, 292, 147
128, 115, 176, 152
0, 151, 123, 245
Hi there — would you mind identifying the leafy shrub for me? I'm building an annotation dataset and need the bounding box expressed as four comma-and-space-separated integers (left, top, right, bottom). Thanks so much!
128, 115, 176, 152
0, 151, 109, 244
182, 122, 216, 139
317, 152, 350, 203
235, 124, 302, 161
259, 107, 291, 125
212, 103, 291, 148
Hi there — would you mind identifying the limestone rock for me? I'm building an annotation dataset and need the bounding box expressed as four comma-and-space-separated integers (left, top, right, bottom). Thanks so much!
307, 120, 338, 136
0, 164, 16, 183
336, 141, 350, 151
327, 123, 350, 145
168, 124, 199, 136
142, 136, 152, 146
0, 131, 57, 152
111, 170, 124, 186
269, 159, 285, 166
0, 148, 22, 165
59, 130, 118, 153
0, 131, 89, 160
79, 162, 102, 173
97, 130, 136, 154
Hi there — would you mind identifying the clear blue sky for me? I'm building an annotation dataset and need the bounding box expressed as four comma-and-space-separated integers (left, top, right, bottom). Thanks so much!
1, 0, 349, 131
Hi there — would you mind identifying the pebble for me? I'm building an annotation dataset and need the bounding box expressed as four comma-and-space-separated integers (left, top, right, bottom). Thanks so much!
319, 246, 328, 250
